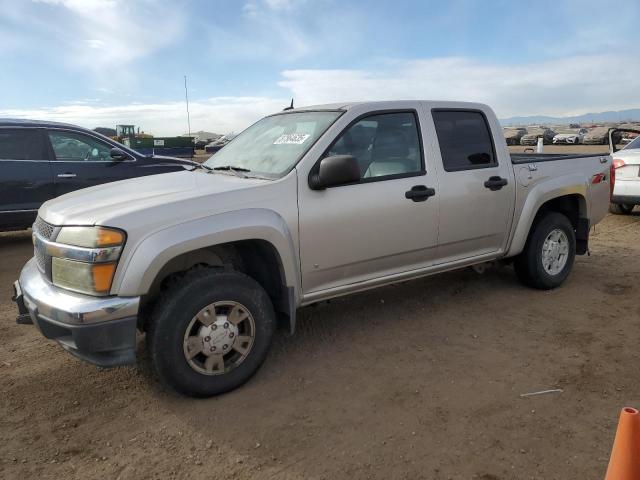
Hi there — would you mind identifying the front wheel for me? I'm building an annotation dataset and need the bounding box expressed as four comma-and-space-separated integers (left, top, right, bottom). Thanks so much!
609, 203, 635, 215
146, 269, 275, 397
514, 212, 576, 290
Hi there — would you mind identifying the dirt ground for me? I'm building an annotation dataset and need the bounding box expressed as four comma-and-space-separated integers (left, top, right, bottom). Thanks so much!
1, 209, 639, 480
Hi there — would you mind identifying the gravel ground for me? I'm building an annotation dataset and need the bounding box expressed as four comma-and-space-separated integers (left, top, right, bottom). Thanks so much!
1, 210, 639, 480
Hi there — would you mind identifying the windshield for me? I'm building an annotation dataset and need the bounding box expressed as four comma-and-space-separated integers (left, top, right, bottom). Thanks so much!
204, 111, 342, 178
624, 135, 640, 150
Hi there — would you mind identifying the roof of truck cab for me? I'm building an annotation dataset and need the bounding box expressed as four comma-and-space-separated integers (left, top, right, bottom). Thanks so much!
283, 100, 492, 113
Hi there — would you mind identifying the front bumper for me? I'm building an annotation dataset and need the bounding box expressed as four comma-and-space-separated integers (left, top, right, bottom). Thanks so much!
13, 258, 140, 367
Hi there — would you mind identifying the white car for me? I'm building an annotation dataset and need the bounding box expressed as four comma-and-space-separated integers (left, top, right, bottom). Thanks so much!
610, 134, 640, 214
553, 128, 588, 144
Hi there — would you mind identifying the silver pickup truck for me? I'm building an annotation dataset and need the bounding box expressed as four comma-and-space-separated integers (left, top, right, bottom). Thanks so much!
13, 101, 613, 396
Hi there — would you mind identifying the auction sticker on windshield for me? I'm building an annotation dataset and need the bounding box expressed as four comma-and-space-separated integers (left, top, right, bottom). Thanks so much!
273, 133, 310, 145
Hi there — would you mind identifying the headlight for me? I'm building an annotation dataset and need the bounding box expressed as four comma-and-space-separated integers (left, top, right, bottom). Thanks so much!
56, 226, 125, 248
50, 226, 125, 296
52, 258, 117, 295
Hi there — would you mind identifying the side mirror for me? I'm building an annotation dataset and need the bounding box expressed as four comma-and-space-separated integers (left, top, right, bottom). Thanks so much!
110, 147, 129, 161
309, 155, 361, 190
609, 128, 640, 153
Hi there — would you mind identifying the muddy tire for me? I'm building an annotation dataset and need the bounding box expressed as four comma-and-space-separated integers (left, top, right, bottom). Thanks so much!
146, 269, 275, 397
514, 212, 576, 290
609, 203, 635, 215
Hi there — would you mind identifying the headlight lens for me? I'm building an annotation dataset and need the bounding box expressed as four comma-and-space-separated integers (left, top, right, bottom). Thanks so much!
52, 258, 117, 296
56, 226, 125, 248
51, 226, 125, 296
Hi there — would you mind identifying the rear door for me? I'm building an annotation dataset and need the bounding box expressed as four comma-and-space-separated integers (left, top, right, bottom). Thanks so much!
0, 128, 53, 229
430, 109, 515, 263
47, 129, 138, 196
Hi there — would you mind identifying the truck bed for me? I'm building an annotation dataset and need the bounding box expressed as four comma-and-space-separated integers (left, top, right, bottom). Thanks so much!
511, 152, 608, 164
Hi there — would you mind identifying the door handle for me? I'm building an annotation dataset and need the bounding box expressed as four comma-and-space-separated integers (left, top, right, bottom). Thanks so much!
405, 185, 436, 202
57, 173, 77, 178
484, 176, 508, 191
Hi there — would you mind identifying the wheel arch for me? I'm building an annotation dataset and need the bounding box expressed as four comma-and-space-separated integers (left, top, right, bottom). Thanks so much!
507, 186, 588, 258
112, 209, 301, 332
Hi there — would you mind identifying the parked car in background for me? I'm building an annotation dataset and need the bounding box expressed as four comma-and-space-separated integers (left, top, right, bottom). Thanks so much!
13, 100, 612, 397
617, 124, 640, 144
520, 127, 556, 145
610, 131, 640, 214
583, 127, 622, 145
553, 128, 588, 144
187, 131, 221, 150
503, 127, 527, 145
0, 119, 197, 231
205, 133, 236, 154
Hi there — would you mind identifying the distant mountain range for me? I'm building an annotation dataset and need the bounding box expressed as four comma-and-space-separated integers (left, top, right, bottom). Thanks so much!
500, 108, 640, 126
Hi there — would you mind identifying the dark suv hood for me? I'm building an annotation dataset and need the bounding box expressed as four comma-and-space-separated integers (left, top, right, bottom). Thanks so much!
147, 155, 199, 167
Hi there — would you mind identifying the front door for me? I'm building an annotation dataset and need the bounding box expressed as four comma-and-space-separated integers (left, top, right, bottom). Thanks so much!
47, 129, 137, 196
430, 109, 514, 263
298, 111, 440, 294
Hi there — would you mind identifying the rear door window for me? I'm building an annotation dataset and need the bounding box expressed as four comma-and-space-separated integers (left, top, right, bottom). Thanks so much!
0, 129, 48, 160
432, 110, 497, 171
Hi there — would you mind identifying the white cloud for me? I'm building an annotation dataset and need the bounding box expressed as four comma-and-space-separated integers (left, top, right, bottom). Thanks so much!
218, 0, 350, 64
28, 0, 185, 74
279, 55, 640, 118
3, 54, 639, 135
215, 1, 312, 63
0, 97, 287, 136
245, 0, 306, 12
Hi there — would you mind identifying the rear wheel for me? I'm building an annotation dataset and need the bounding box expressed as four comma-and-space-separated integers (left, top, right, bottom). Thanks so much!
609, 203, 635, 215
514, 212, 576, 290
146, 269, 275, 397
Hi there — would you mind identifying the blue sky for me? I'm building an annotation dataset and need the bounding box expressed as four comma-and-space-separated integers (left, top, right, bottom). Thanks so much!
1, 0, 638, 134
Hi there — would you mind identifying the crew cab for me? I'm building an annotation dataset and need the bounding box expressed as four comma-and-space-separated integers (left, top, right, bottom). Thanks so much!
13, 101, 613, 396
0, 119, 196, 231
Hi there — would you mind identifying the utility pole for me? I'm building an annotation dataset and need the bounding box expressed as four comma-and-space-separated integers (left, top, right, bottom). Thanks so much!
184, 75, 191, 138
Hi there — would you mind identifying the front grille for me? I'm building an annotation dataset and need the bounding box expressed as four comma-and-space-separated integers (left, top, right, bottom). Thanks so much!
33, 217, 54, 240
33, 217, 55, 275
35, 244, 48, 272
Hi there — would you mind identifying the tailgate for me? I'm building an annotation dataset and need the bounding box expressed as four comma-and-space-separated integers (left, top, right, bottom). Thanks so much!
589, 157, 612, 224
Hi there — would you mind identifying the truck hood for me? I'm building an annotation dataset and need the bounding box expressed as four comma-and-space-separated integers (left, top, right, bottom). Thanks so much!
39, 170, 271, 227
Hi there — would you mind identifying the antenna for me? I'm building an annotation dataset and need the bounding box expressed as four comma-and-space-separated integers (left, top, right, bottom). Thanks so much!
283, 98, 294, 111
184, 75, 191, 138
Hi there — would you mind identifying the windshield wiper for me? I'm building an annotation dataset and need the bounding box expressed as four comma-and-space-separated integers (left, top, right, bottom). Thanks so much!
190, 163, 213, 171
212, 165, 251, 178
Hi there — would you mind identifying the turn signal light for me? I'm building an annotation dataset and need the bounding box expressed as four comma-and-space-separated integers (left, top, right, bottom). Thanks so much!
613, 159, 626, 169
97, 228, 125, 247
92, 263, 117, 293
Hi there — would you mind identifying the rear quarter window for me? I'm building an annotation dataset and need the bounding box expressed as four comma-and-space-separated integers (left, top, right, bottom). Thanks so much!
0, 129, 47, 160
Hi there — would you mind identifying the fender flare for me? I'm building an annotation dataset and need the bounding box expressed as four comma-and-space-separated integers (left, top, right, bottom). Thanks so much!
112, 209, 301, 304
506, 175, 588, 258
